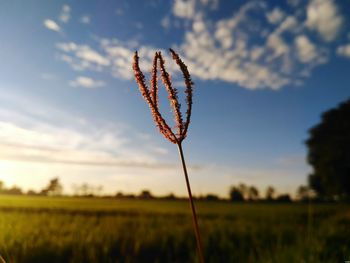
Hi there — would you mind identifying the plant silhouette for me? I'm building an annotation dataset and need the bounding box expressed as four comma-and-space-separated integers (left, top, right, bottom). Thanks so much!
133, 49, 204, 263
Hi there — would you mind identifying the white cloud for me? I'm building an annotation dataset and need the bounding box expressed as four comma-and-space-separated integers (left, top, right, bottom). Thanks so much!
0, 120, 157, 168
173, 0, 196, 19
266, 8, 285, 24
59, 4, 71, 23
56, 42, 110, 71
76, 38, 178, 80
176, 2, 293, 89
76, 47, 110, 66
306, 0, 343, 41
192, 16, 206, 33
215, 21, 233, 49
0, 94, 170, 169
80, 15, 90, 24
267, 33, 289, 59
69, 76, 105, 88
250, 47, 264, 61
53, 1, 336, 90
295, 35, 317, 63
56, 42, 77, 52
337, 44, 350, 57
171, 0, 221, 20
276, 16, 298, 34
43, 19, 60, 32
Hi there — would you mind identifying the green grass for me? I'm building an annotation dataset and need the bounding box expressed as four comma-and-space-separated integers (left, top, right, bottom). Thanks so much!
0, 195, 349, 262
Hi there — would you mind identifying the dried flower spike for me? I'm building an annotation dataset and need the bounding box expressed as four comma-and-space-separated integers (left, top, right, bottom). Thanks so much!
132, 49, 193, 143
132, 49, 204, 263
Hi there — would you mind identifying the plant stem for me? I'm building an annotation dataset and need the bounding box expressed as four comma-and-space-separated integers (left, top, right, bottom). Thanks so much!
177, 142, 205, 263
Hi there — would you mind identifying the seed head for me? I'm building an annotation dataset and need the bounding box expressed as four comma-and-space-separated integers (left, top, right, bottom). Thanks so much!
132, 49, 193, 144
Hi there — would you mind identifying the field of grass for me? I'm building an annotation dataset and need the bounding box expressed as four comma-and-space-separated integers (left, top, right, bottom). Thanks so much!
0, 195, 349, 263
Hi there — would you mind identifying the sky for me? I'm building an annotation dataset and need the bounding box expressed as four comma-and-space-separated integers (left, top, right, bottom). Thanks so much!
0, 0, 350, 198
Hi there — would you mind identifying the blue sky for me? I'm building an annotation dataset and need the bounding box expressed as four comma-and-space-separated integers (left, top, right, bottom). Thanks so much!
0, 0, 349, 197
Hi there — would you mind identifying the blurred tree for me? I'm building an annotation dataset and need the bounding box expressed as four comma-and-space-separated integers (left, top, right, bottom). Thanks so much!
248, 186, 259, 201
276, 194, 291, 203
115, 191, 125, 198
229, 186, 244, 202
6, 186, 23, 195
205, 194, 219, 201
306, 98, 350, 200
238, 183, 247, 199
139, 190, 153, 199
96, 185, 103, 196
265, 186, 275, 201
296, 185, 312, 201
80, 183, 89, 196
0, 181, 4, 193
163, 193, 177, 200
27, 189, 38, 196
41, 177, 63, 196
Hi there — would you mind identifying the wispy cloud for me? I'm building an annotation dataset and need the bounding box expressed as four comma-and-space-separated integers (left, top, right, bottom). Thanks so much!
56, 38, 179, 80
52, 0, 345, 90
59, 4, 71, 23
43, 19, 60, 32
40, 73, 57, 80
56, 42, 110, 71
337, 34, 350, 58
69, 76, 105, 88
80, 15, 90, 24
161, 16, 170, 29
0, 93, 177, 170
0, 89, 203, 195
266, 7, 285, 24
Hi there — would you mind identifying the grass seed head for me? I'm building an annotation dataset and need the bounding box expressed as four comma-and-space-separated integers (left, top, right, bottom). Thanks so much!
132, 49, 193, 144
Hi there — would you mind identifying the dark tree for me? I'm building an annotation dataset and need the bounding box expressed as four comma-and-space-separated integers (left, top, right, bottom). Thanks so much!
265, 186, 275, 201
6, 186, 23, 195
163, 193, 177, 200
139, 190, 153, 199
296, 185, 311, 201
27, 190, 38, 196
248, 186, 259, 201
238, 183, 247, 199
229, 186, 244, 202
276, 194, 292, 203
41, 177, 63, 196
204, 194, 219, 201
306, 98, 350, 200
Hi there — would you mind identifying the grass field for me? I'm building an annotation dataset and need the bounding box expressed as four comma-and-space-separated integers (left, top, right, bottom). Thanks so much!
0, 195, 349, 263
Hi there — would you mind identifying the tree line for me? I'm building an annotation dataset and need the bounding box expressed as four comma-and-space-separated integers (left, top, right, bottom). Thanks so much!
0, 177, 312, 202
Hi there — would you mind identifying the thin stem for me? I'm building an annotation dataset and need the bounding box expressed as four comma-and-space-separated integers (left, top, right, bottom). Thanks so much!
177, 142, 204, 263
